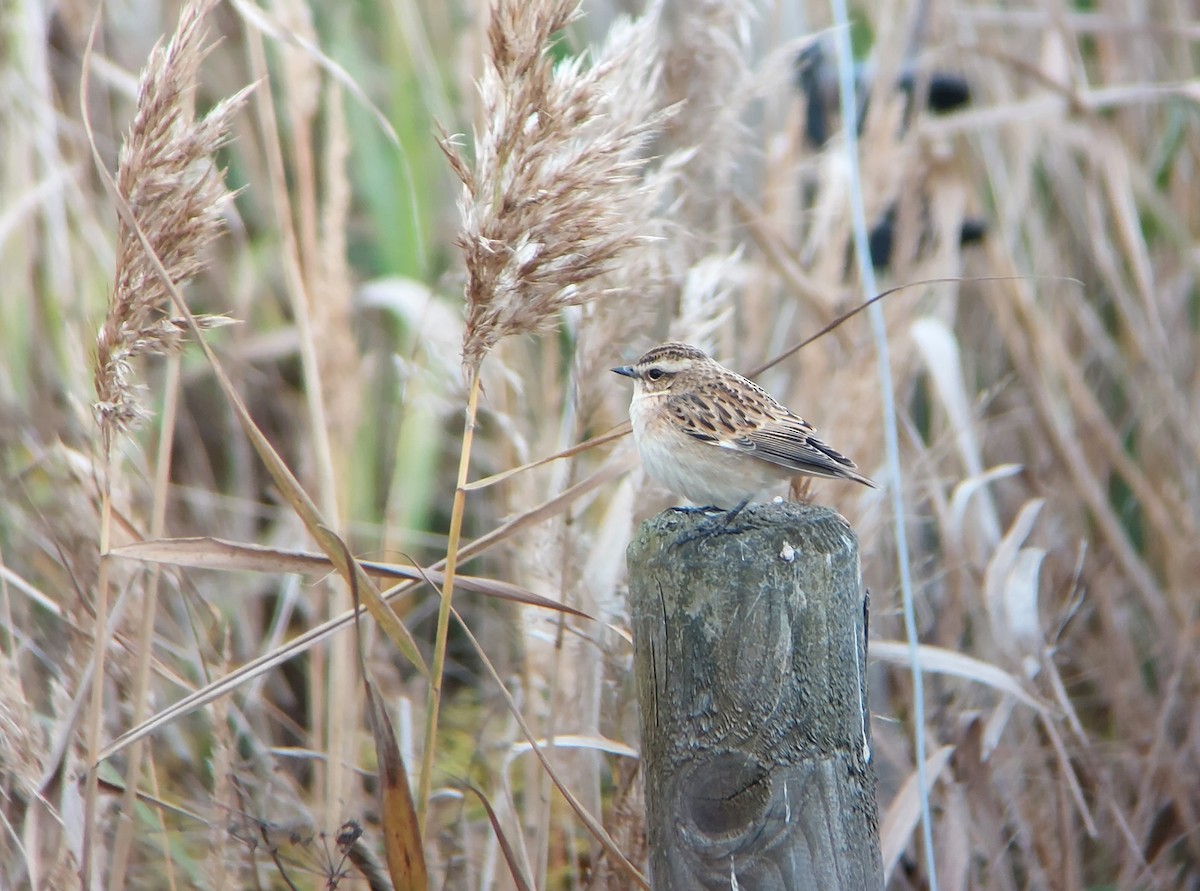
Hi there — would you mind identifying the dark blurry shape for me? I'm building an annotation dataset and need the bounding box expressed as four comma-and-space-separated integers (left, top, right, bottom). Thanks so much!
795, 40, 986, 271
868, 204, 989, 269
898, 69, 972, 114
958, 217, 988, 246
794, 41, 971, 149
794, 42, 841, 149
867, 206, 899, 270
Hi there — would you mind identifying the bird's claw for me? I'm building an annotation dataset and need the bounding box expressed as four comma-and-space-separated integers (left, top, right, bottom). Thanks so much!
671, 500, 750, 545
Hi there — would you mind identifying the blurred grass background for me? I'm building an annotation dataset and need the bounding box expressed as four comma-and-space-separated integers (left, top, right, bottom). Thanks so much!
1, 0, 1198, 888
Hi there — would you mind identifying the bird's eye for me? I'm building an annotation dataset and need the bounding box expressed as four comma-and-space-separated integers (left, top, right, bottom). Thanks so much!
646, 368, 664, 381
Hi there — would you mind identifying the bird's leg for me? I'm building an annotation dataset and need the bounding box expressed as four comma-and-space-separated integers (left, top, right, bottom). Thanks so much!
789, 476, 815, 504
721, 498, 750, 525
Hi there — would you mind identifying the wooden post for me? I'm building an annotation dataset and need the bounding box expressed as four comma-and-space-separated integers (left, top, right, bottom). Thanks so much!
628, 503, 882, 890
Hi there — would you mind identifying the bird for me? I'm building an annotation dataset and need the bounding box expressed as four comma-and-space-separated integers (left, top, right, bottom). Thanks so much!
612, 342, 874, 511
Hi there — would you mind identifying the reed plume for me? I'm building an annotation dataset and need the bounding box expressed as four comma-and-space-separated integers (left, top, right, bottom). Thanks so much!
442, 0, 669, 372
93, 0, 251, 440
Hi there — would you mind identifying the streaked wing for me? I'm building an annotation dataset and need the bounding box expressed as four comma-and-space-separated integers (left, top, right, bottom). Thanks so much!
663, 389, 757, 444
666, 383, 873, 485
734, 419, 864, 481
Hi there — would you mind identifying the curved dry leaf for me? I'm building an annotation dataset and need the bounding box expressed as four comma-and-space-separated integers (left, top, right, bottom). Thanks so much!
357, 276, 462, 379
871, 641, 1049, 714
947, 464, 1022, 551
912, 317, 999, 546
911, 318, 974, 462
984, 498, 1045, 657
1004, 547, 1048, 661
462, 782, 535, 891
503, 734, 638, 770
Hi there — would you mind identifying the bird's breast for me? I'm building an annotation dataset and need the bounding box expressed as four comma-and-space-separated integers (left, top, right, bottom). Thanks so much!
627, 392, 777, 508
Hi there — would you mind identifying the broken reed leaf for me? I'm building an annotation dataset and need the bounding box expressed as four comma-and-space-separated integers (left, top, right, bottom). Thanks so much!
442, 0, 669, 370
365, 681, 427, 891
108, 535, 592, 618
94, 0, 251, 437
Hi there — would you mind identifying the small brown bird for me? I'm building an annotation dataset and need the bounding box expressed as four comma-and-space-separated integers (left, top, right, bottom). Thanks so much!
612, 342, 874, 509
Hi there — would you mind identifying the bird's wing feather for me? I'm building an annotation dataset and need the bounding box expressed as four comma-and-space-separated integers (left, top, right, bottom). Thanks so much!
734, 421, 866, 481
664, 391, 739, 443
667, 384, 875, 486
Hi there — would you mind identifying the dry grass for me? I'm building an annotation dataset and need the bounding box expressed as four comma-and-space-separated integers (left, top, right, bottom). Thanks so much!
1, 0, 1198, 889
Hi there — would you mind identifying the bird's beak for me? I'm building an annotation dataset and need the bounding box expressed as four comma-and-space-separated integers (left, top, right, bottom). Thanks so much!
611, 365, 637, 379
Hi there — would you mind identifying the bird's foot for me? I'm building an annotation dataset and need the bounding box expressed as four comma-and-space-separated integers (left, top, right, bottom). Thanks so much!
673, 499, 750, 545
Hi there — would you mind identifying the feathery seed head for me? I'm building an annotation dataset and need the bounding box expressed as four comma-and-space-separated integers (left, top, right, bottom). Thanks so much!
443, 0, 670, 372
94, 0, 250, 438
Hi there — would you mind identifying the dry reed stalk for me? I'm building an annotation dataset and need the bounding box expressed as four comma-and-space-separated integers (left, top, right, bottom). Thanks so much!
238, 21, 351, 828
426, 0, 670, 839
313, 76, 362, 834
85, 0, 250, 882
4, 0, 77, 342
107, 355, 180, 891
245, 0, 362, 828
316, 83, 358, 455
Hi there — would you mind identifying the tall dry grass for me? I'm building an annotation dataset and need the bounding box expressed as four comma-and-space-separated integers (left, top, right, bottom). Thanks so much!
1, 0, 1197, 889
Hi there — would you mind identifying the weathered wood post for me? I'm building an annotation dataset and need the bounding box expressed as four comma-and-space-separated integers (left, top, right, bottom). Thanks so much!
628, 502, 882, 890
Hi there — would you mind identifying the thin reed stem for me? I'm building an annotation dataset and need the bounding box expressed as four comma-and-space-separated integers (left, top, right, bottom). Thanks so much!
418, 366, 482, 825
81, 445, 113, 888
110, 355, 181, 888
